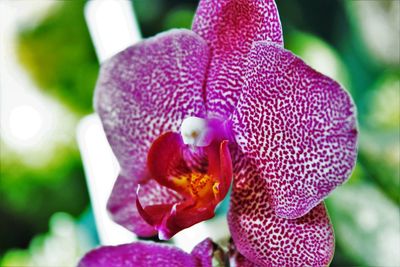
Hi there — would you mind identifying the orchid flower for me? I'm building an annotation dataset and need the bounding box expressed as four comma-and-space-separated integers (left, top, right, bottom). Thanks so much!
90, 0, 357, 265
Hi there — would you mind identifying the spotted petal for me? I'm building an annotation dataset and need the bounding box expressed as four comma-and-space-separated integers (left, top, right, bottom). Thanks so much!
95, 29, 209, 180
232, 42, 358, 218
228, 153, 335, 266
192, 0, 283, 118
95, 29, 210, 233
78, 238, 218, 267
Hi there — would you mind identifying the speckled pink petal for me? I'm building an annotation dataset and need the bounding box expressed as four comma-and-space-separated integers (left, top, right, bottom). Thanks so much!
107, 175, 183, 237
191, 238, 218, 267
228, 154, 335, 266
79, 239, 221, 267
96, 29, 209, 233
232, 42, 358, 219
95, 29, 209, 181
79, 241, 197, 267
192, 0, 283, 118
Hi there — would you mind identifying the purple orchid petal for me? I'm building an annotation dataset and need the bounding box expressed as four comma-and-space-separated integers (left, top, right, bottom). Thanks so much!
95, 29, 209, 181
232, 42, 358, 219
191, 238, 217, 267
192, 0, 283, 118
107, 175, 183, 237
78, 242, 194, 267
79, 238, 221, 267
95, 29, 210, 234
228, 153, 335, 266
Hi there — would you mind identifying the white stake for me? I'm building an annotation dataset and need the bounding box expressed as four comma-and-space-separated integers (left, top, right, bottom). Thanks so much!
77, 0, 141, 245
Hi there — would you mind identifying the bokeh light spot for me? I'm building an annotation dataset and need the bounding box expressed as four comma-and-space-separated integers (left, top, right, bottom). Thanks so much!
9, 105, 43, 143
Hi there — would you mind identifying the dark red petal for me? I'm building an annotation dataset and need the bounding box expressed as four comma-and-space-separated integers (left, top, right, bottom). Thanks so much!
135, 196, 174, 229
232, 42, 358, 218
146, 133, 232, 238
218, 140, 233, 198
205, 140, 233, 200
147, 132, 191, 192
228, 153, 335, 266
192, 0, 283, 117
160, 201, 216, 239
107, 175, 182, 237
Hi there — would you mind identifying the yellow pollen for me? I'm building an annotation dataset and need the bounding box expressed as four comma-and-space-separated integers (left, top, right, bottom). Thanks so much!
212, 182, 220, 197
190, 131, 199, 139
169, 176, 189, 187
171, 172, 216, 199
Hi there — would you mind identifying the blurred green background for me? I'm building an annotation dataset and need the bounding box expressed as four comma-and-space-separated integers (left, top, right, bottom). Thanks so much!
0, 0, 399, 266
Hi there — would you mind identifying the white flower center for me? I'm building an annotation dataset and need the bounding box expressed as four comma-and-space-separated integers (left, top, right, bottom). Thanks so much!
180, 117, 213, 147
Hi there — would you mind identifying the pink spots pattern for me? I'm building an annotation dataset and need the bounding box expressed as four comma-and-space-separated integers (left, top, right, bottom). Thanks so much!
95, 30, 209, 234
95, 29, 209, 180
92, 0, 358, 265
192, 0, 283, 118
232, 42, 358, 219
228, 153, 334, 266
